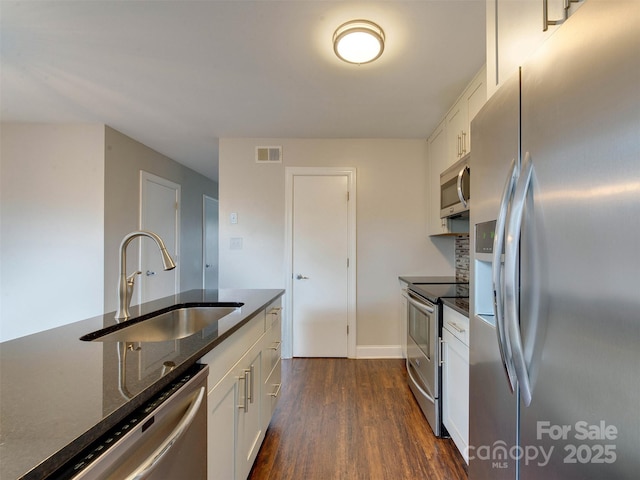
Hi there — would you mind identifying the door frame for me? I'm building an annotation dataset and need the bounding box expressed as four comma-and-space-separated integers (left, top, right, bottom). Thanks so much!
202, 194, 219, 290
283, 167, 357, 359
138, 170, 181, 304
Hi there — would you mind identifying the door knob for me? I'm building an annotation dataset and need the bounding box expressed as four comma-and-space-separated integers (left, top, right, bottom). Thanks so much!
296, 274, 310, 280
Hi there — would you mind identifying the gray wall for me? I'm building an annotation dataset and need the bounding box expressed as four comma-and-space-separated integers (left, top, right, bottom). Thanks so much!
103, 127, 218, 312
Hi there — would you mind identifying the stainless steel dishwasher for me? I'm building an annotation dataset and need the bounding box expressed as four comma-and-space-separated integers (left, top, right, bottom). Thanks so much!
62, 364, 208, 480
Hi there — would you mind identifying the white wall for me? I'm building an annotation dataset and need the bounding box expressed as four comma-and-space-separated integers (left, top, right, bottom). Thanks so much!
0, 124, 105, 341
219, 138, 455, 354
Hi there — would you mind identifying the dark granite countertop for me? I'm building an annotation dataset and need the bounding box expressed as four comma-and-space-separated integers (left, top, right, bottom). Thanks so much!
442, 297, 470, 317
398, 275, 466, 285
400, 276, 469, 315
0, 288, 284, 480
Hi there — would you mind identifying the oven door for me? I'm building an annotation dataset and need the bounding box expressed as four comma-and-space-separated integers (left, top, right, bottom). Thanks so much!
406, 290, 440, 431
407, 290, 437, 363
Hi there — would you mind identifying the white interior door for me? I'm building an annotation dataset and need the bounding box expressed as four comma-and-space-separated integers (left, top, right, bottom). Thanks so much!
203, 195, 219, 290
139, 171, 180, 305
292, 174, 349, 357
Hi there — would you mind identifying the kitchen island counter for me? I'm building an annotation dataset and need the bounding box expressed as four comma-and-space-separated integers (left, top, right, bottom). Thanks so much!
0, 288, 284, 480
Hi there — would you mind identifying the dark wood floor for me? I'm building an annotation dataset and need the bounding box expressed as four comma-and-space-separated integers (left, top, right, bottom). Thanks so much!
249, 358, 468, 480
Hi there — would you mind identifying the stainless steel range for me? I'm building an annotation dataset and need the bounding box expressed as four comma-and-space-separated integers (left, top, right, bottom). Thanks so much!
406, 281, 468, 437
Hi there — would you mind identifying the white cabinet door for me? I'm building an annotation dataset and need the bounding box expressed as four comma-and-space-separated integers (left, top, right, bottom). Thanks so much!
236, 346, 264, 480
207, 367, 238, 480
446, 66, 486, 166
487, 0, 584, 97
207, 340, 264, 480
446, 101, 468, 166
442, 328, 470, 463
465, 68, 487, 152
427, 120, 450, 236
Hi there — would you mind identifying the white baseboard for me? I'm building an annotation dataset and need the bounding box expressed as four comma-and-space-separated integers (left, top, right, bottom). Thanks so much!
281, 345, 405, 360
356, 345, 404, 359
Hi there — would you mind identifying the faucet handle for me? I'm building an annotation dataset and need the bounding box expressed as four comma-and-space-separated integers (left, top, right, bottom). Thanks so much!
126, 271, 142, 285
125, 271, 142, 307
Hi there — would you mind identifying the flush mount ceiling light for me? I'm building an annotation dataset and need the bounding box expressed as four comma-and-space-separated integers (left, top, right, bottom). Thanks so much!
333, 19, 385, 65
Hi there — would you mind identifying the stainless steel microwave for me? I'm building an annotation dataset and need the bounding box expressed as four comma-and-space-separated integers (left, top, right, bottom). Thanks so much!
440, 154, 470, 218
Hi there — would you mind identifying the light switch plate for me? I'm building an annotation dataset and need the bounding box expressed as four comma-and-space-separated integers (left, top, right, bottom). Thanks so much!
230, 212, 238, 224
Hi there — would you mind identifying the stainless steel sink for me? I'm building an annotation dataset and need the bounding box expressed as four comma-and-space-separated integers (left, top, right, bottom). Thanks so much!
81, 305, 242, 343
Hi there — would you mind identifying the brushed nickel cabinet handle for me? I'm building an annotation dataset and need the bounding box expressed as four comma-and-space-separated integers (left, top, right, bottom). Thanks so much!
446, 321, 466, 334
543, 0, 568, 31
238, 370, 249, 412
268, 383, 282, 398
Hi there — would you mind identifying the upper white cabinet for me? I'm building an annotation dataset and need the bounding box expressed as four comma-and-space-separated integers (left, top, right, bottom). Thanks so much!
427, 120, 451, 235
446, 68, 487, 165
427, 66, 486, 236
486, 0, 585, 97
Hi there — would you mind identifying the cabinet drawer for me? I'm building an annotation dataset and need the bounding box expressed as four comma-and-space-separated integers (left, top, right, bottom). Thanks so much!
264, 358, 282, 419
443, 305, 469, 346
264, 318, 282, 378
265, 297, 282, 330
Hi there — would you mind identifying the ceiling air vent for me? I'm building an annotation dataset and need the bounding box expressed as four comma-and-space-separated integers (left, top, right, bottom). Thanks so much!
255, 146, 282, 163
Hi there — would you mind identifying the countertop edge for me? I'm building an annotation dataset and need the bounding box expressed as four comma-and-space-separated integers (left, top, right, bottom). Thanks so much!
442, 297, 470, 317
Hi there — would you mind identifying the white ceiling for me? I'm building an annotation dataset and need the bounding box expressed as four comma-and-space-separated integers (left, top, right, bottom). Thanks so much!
0, 1, 486, 182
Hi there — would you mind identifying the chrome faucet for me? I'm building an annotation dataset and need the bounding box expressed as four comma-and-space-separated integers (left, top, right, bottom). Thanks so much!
115, 230, 176, 320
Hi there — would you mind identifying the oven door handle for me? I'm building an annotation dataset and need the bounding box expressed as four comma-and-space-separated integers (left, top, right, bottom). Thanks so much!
407, 291, 435, 314
406, 360, 435, 404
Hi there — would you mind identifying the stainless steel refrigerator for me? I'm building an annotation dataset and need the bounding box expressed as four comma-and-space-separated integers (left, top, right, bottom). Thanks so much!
469, 1, 639, 479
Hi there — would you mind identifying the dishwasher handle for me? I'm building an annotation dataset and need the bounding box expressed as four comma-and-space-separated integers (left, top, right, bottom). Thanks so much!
126, 386, 206, 480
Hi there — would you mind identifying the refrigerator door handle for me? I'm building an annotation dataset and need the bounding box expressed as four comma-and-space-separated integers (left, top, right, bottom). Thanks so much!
505, 152, 534, 406
492, 158, 519, 392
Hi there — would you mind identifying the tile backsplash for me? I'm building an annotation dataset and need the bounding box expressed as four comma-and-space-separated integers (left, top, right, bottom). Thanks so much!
455, 234, 470, 282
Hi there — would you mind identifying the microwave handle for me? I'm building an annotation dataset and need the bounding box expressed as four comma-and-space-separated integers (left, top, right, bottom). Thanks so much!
457, 165, 470, 208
